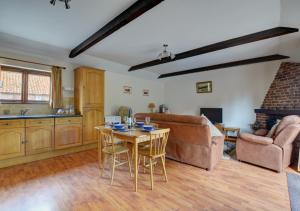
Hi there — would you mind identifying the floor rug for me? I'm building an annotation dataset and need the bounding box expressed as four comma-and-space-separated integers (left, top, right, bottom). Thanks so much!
287, 172, 300, 211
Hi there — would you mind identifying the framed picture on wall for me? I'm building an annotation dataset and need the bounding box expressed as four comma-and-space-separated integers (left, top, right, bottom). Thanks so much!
143, 89, 149, 96
196, 81, 212, 93
123, 86, 132, 95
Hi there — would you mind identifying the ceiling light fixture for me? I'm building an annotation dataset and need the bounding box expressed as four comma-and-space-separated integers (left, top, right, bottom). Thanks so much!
50, 0, 71, 9
157, 44, 175, 60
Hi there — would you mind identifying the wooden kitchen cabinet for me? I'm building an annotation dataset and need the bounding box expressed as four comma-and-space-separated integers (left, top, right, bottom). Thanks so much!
74, 67, 104, 144
74, 67, 104, 111
82, 108, 104, 144
0, 127, 25, 160
0, 116, 94, 169
55, 117, 82, 149
25, 118, 54, 155
26, 126, 54, 155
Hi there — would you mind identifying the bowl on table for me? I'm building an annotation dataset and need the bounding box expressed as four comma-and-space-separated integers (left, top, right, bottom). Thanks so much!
135, 121, 145, 128
113, 124, 125, 130
142, 125, 154, 131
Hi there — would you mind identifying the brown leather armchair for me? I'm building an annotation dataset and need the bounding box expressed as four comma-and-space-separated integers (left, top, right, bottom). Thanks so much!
237, 115, 300, 172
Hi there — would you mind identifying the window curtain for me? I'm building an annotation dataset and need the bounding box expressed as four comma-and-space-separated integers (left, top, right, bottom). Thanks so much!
50, 66, 63, 109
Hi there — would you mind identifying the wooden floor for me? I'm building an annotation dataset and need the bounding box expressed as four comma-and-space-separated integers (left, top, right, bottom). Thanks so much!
0, 149, 296, 211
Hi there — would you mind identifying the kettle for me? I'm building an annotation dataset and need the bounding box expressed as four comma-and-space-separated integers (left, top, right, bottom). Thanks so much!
159, 104, 168, 113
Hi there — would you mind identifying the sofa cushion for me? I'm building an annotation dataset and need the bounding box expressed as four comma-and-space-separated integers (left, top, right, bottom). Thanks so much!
254, 129, 269, 136
266, 121, 280, 138
134, 113, 207, 125
239, 133, 273, 145
201, 115, 223, 137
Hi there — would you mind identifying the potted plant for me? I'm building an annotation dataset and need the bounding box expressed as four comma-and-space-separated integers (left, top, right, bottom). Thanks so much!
148, 103, 156, 113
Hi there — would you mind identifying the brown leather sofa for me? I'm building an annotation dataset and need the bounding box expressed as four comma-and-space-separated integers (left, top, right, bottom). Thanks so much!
236, 115, 300, 172
135, 113, 224, 170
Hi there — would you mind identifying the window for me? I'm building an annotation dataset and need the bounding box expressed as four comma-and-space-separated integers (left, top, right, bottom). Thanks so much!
0, 66, 51, 103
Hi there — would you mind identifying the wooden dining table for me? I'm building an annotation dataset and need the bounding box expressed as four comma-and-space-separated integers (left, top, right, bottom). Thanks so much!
95, 126, 153, 192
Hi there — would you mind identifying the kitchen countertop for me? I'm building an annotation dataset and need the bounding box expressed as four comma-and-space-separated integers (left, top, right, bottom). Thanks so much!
0, 114, 82, 120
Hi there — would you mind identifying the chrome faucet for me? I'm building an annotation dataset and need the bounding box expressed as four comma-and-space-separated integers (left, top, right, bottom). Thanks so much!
20, 109, 30, 116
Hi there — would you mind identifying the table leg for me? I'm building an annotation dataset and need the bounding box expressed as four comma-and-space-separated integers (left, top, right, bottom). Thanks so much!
134, 141, 139, 192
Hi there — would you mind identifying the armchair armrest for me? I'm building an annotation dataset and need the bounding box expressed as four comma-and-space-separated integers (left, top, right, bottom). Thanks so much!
239, 133, 273, 145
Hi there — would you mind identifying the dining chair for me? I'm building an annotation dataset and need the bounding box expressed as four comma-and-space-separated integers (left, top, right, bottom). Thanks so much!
98, 127, 132, 185
137, 122, 160, 167
138, 128, 170, 190
150, 122, 159, 128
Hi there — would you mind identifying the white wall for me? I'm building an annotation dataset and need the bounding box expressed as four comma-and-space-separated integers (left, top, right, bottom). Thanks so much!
163, 62, 280, 131
105, 71, 164, 115
280, 0, 300, 62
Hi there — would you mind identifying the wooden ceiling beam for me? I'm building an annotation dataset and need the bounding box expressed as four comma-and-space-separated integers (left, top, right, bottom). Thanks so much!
158, 54, 289, 79
129, 27, 298, 71
69, 0, 164, 58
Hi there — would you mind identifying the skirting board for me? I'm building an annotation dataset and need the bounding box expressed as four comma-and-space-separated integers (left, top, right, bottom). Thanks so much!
0, 143, 97, 169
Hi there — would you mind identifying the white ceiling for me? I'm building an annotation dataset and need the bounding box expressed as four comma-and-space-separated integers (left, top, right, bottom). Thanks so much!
0, 0, 287, 76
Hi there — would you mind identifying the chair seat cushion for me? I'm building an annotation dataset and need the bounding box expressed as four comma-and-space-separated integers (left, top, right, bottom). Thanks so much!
239, 133, 273, 145
102, 145, 129, 154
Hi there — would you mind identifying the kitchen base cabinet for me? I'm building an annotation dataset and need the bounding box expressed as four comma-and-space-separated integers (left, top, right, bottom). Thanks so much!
0, 116, 85, 168
83, 108, 104, 144
55, 117, 82, 149
0, 128, 25, 160
26, 126, 54, 155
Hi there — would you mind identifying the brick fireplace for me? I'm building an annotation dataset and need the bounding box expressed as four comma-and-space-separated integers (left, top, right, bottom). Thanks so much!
255, 62, 300, 164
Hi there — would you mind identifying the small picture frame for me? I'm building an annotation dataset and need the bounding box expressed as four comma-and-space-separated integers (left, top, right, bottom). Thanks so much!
143, 89, 149, 96
196, 81, 212, 93
123, 86, 132, 95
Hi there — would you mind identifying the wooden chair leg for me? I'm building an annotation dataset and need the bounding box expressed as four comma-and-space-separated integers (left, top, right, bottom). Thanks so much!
127, 151, 133, 177
149, 158, 154, 190
138, 155, 141, 173
110, 155, 116, 185
101, 154, 107, 178
143, 156, 146, 173
161, 156, 168, 182
98, 148, 102, 168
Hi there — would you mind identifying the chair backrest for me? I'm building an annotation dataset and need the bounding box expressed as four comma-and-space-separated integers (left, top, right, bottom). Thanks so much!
275, 115, 300, 137
99, 127, 115, 151
274, 124, 300, 147
149, 128, 170, 156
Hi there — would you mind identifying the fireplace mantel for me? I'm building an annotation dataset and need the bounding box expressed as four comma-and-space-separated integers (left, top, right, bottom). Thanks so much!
255, 109, 300, 117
